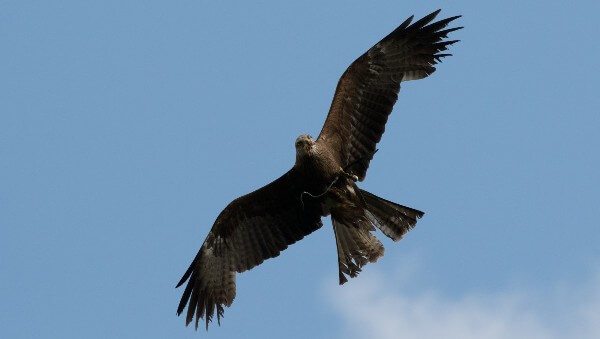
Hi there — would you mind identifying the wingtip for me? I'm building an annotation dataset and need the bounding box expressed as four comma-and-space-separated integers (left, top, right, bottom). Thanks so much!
444, 15, 463, 28
438, 27, 463, 39
176, 300, 186, 317
398, 14, 415, 30
417, 9, 442, 25
428, 8, 443, 20
338, 271, 348, 285
175, 253, 199, 288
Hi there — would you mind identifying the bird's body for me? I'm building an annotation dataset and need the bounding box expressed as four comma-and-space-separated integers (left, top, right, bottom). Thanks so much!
176, 9, 462, 330
294, 135, 341, 191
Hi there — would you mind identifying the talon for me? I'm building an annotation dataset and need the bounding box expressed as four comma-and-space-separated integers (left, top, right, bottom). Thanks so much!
343, 171, 359, 182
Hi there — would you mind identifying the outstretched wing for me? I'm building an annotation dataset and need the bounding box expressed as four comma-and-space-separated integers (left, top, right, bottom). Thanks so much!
317, 10, 462, 180
175, 168, 323, 330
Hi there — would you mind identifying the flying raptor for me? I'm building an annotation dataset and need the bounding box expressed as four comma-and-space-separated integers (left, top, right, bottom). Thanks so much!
176, 9, 461, 329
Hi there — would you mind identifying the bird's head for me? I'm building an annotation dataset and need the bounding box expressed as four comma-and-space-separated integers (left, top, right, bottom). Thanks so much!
295, 134, 315, 158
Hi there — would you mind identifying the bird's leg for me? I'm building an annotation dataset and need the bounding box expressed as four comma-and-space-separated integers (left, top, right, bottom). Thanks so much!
341, 149, 379, 182
342, 170, 359, 182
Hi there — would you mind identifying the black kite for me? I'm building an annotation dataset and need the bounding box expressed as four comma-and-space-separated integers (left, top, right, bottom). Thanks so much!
176, 9, 461, 329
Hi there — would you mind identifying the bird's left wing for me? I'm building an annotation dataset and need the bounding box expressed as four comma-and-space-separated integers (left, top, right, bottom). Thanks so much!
176, 168, 323, 330
317, 10, 462, 180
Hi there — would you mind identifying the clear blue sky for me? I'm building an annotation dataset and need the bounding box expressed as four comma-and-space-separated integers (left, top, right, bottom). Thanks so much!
2, 1, 599, 338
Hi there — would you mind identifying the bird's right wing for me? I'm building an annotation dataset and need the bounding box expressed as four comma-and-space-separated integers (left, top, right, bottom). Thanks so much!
175, 168, 323, 330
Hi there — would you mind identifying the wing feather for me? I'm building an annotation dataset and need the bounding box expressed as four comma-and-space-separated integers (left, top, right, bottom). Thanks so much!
176, 169, 323, 329
317, 10, 462, 180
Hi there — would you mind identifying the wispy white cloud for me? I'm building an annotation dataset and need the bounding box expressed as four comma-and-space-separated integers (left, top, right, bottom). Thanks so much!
324, 265, 600, 339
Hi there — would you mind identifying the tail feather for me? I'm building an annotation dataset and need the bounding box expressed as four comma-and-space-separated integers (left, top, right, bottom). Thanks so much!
332, 218, 385, 285
360, 189, 424, 241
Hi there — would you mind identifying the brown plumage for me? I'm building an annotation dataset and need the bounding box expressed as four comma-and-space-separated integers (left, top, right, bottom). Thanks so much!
176, 9, 461, 330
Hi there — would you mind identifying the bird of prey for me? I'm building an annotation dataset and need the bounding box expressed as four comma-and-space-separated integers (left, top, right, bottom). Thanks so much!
176, 9, 461, 330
